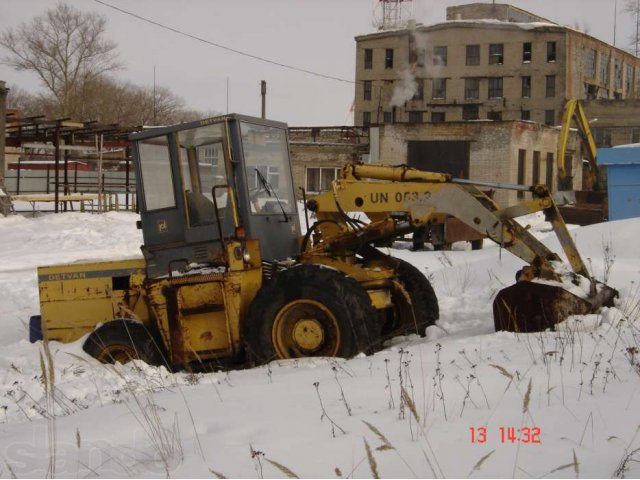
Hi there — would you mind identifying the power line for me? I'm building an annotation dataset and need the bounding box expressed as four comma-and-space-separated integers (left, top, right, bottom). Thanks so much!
91, 0, 355, 85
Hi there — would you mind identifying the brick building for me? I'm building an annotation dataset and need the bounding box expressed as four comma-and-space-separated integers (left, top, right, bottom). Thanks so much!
288, 126, 368, 197
369, 120, 578, 206
354, 3, 640, 127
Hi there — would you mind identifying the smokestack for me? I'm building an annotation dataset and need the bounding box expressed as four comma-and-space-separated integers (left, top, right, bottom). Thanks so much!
261, 80, 267, 119
0, 81, 8, 177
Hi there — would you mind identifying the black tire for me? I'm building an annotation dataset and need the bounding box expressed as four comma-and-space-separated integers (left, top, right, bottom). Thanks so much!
386, 258, 439, 338
83, 319, 166, 366
243, 265, 381, 365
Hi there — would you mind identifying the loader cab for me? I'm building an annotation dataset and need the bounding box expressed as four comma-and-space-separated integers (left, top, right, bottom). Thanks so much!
131, 114, 301, 278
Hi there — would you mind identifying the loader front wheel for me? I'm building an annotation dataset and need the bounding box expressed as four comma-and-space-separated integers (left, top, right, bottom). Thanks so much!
244, 265, 380, 365
386, 258, 439, 338
83, 320, 165, 366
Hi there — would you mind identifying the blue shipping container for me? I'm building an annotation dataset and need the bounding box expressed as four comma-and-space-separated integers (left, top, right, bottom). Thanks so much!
598, 147, 640, 221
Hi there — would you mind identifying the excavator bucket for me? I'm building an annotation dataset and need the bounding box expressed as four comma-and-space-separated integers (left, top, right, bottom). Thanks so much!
493, 280, 618, 332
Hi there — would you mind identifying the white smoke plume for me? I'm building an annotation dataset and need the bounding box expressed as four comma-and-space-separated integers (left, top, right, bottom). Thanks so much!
389, 69, 418, 107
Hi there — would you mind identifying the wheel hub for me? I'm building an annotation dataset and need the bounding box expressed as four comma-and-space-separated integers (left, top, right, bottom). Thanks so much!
272, 299, 340, 358
292, 318, 325, 353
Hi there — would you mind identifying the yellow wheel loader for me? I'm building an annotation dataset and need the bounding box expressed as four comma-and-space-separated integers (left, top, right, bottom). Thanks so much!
29, 114, 617, 370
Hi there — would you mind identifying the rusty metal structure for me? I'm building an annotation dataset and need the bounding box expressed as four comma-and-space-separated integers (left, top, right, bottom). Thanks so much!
4, 113, 139, 212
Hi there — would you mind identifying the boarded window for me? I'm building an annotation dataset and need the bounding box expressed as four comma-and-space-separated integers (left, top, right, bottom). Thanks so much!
532, 151, 541, 185
517, 149, 527, 199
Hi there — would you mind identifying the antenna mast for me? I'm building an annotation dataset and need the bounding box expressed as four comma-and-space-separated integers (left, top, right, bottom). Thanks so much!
373, 0, 414, 31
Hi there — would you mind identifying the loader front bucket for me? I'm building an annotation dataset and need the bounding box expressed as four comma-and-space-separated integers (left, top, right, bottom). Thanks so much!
493, 281, 618, 332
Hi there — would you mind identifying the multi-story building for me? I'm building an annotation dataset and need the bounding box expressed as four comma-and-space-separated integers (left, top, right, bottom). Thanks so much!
354, 3, 640, 127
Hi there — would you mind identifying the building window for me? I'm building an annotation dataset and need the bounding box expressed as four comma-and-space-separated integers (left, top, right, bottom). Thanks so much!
432, 78, 447, 99
521, 76, 531, 98
466, 44, 480, 66
433, 46, 447, 66
363, 111, 371, 127
547, 41, 557, 62
632, 128, 640, 143
464, 78, 480, 99
363, 80, 372, 101
413, 79, 424, 100
385, 48, 394, 69
364, 48, 373, 70
546, 75, 556, 97
585, 48, 597, 79
383, 111, 393, 124
545, 109, 555, 125
532, 151, 541, 185
614, 59, 623, 90
487, 111, 502, 121
489, 43, 504, 65
409, 111, 423, 123
517, 149, 527, 199
545, 153, 554, 188
462, 105, 479, 120
523, 42, 532, 63
593, 127, 612, 147
600, 52, 610, 85
200, 146, 219, 166
431, 112, 445, 122
306, 167, 341, 194
626, 64, 635, 95
488, 77, 503, 98
521, 110, 531, 121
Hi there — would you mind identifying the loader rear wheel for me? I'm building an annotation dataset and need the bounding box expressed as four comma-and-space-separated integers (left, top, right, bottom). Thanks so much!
386, 258, 439, 338
243, 265, 380, 365
83, 320, 165, 366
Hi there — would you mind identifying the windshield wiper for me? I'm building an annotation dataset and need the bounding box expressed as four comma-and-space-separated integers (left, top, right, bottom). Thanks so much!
255, 168, 288, 222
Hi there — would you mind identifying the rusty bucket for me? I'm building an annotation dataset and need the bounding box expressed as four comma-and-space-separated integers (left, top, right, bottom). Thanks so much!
493, 280, 619, 332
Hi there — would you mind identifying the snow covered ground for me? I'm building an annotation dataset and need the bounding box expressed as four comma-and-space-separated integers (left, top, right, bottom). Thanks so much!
0, 211, 639, 478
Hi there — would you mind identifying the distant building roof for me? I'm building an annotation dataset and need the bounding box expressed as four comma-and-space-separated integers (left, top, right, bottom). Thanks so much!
446, 3, 554, 24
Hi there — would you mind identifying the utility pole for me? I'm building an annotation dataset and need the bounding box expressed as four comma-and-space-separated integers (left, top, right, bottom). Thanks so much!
153, 65, 157, 125
0, 81, 8, 177
261, 80, 267, 119
614, 0, 618, 47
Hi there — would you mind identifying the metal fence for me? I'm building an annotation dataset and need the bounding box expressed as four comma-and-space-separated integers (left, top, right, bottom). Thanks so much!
4, 169, 138, 213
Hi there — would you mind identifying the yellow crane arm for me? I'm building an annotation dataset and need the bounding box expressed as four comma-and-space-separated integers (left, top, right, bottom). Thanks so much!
558, 99, 599, 186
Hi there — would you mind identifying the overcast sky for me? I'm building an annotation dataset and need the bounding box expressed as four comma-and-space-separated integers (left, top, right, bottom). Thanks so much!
0, 0, 633, 126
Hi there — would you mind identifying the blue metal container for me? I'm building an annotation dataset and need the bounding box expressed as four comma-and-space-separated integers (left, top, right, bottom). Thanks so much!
598, 146, 640, 220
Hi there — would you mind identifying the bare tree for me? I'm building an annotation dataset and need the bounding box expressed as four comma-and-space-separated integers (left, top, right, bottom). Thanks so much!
625, 0, 640, 55
0, 2, 122, 116
6, 86, 54, 117
75, 76, 207, 125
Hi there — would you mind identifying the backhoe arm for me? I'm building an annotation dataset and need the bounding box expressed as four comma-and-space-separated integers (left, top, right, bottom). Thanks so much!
304, 164, 590, 281
303, 163, 618, 333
